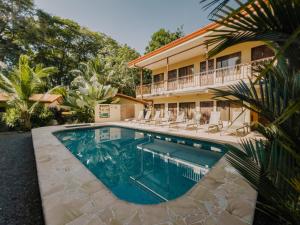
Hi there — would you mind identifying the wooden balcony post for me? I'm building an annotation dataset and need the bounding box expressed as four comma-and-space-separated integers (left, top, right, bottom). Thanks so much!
176, 69, 179, 90
165, 57, 169, 91
205, 44, 208, 87
140, 68, 143, 99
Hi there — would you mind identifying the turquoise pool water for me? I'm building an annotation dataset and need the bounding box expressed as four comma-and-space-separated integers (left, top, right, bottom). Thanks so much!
54, 126, 226, 204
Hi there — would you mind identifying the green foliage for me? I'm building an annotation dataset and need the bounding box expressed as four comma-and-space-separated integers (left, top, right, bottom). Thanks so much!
71, 47, 140, 96
203, 0, 300, 224
0, 55, 57, 130
2, 107, 21, 128
0, 0, 34, 64
0, 0, 140, 94
31, 104, 55, 127
145, 27, 184, 54
202, 0, 300, 70
56, 66, 119, 123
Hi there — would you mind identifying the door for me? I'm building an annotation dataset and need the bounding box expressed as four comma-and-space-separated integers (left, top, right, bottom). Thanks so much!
217, 100, 230, 121
216, 52, 241, 82
200, 59, 214, 85
167, 70, 177, 90
168, 103, 177, 120
200, 101, 213, 124
179, 102, 195, 120
153, 104, 165, 118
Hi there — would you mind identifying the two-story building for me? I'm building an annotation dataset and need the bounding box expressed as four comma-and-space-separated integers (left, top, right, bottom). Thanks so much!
128, 23, 274, 124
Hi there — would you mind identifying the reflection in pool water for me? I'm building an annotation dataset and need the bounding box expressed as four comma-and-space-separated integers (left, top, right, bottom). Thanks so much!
54, 126, 226, 204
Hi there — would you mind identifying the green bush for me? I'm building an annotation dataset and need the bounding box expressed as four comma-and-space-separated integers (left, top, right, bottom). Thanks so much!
2, 108, 21, 128
31, 105, 55, 127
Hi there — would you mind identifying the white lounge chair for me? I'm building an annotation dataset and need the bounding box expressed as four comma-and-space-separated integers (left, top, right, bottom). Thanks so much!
168, 112, 186, 128
204, 111, 221, 132
221, 111, 249, 136
131, 110, 144, 123
138, 111, 152, 124
147, 110, 161, 125
158, 111, 171, 126
184, 111, 201, 130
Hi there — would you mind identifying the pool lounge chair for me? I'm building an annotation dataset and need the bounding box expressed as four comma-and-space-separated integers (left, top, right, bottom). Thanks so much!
147, 110, 161, 125
204, 111, 222, 132
158, 111, 171, 126
183, 112, 201, 130
138, 111, 152, 124
131, 110, 144, 123
221, 111, 250, 136
168, 112, 186, 128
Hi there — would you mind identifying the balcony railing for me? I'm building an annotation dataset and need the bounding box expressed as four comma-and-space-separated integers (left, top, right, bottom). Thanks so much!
136, 58, 273, 97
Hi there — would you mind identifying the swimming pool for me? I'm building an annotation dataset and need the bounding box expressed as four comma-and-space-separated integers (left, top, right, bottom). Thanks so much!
54, 126, 226, 204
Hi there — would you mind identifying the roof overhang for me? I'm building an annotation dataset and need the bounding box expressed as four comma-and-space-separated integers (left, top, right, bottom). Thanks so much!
128, 22, 219, 70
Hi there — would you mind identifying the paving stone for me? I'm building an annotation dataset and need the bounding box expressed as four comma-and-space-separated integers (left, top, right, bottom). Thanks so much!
32, 124, 257, 225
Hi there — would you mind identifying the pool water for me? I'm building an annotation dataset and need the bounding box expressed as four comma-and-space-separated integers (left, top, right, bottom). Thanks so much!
54, 126, 226, 204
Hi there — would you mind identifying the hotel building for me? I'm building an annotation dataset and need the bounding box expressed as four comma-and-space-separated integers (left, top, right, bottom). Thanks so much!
128, 23, 274, 124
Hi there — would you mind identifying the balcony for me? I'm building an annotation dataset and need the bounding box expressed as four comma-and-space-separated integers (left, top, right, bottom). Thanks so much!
136, 58, 272, 98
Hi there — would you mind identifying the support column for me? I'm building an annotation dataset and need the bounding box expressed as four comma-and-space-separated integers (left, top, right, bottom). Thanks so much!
213, 100, 217, 112
140, 68, 143, 99
165, 103, 168, 114
165, 57, 169, 91
205, 44, 209, 75
196, 101, 200, 112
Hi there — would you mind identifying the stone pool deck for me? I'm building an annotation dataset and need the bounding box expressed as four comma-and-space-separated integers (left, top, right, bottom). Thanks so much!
32, 123, 257, 225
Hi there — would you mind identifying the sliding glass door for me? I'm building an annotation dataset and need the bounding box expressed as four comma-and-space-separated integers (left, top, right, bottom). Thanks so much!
179, 102, 195, 120
200, 101, 213, 124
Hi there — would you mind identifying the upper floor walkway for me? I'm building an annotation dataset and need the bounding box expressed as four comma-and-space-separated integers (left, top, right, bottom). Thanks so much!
136, 57, 272, 98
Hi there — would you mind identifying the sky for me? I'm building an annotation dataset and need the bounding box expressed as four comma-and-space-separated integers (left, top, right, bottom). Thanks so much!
34, 0, 212, 54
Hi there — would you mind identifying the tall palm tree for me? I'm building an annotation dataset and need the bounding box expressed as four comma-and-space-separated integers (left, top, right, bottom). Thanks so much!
201, 0, 300, 224
0, 55, 57, 130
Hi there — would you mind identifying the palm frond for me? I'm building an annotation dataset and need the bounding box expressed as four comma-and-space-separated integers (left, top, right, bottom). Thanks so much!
205, 0, 300, 66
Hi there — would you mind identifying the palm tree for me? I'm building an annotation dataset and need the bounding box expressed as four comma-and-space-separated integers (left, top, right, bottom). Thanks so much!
0, 55, 57, 130
201, 0, 300, 224
70, 57, 109, 86
56, 67, 119, 123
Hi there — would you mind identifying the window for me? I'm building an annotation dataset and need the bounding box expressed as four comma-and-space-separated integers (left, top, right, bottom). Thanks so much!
168, 69, 177, 80
251, 45, 274, 61
153, 73, 164, 83
179, 102, 195, 120
200, 59, 214, 73
168, 103, 177, 120
154, 104, 165, 118
200, 101, 213, 124
178, 65, 194, 77
216, 52, 241, 69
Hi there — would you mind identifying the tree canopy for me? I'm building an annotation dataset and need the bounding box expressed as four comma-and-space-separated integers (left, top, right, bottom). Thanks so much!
0, 0, 140, 95
144, 27, 184, 54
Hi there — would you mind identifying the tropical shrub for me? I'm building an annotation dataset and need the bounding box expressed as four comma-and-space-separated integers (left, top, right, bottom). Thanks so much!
201, 0, 300, 224
0, 55, 57, 130
55, 64, 119, 123
31, 105, 55, 127
2, 108, 21, 128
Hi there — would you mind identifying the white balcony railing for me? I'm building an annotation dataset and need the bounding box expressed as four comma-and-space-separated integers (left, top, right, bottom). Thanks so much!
136, 58, 273, 97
